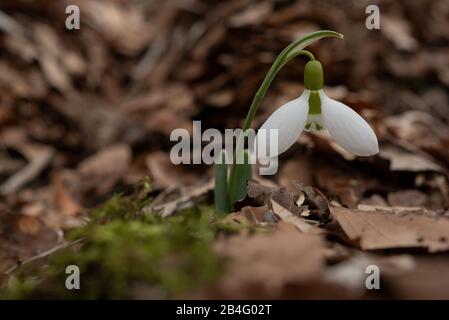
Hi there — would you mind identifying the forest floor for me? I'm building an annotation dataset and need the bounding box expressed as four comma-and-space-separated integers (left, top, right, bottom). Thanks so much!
1, 0, 449, 299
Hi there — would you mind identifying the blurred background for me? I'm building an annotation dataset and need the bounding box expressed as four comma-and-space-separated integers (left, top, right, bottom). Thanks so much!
1, 0, 449, 299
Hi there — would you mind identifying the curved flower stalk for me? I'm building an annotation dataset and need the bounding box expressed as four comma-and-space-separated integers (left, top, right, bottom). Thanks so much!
215, 30, 345, 215
256, 60, 379, 157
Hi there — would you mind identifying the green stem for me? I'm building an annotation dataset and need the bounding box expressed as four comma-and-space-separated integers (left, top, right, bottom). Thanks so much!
228, 30, 343, 206
297, 49, 315, 62
240, 50, 313, 132
242, 31, 342, 132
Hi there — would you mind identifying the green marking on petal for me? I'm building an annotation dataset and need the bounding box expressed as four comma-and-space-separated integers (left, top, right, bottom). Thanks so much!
308, 90, 321, 115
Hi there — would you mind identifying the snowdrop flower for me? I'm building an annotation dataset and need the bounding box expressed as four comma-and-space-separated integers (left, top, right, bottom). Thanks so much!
256, 60, 379, 157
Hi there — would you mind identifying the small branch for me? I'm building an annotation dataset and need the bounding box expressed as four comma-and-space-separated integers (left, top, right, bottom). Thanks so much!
5, 239, 84, 275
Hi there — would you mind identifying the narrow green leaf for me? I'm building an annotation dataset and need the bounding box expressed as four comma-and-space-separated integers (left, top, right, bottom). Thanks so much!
214, 150, 230, 215
228, 149, 252, 207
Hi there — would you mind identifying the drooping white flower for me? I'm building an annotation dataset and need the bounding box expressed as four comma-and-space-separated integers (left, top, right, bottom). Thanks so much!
256, 60, 379, 158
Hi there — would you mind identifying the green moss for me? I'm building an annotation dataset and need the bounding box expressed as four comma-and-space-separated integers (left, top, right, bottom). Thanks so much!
1, 176, 266, 300
0, 178, 235, 299
5, 208, 222, 299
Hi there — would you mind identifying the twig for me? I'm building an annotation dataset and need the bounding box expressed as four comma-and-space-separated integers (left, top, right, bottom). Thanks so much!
5, 239, 84, 275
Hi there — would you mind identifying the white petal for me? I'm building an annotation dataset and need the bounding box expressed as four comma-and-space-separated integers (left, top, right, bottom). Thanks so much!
256, 90, 309, 158
320, 91, 379, 156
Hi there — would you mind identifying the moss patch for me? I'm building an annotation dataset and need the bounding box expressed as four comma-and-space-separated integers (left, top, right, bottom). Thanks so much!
1, 179, 230, 299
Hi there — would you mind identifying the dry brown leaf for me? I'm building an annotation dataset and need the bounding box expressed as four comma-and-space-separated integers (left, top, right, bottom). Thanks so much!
146, 151, 200, 189
271, 200, 321, 234
17, 215, 41, 235
247, 181, 330, 222
79, 0, 151, 55
294, 182, 330, 220
387, 190, 428, 207
145, 180, 214, 217
380, 145, 443, 173
356, 204, 438, 216
226, 205, 272, 226
212, 223, 325, 299
276, 157, 314, 192
315, 166, 381, 209
359, 194, 388, 207
77, 144, 131, 197
0, 212, 59, 274
52, 172, 82, 217
49, 93, 144, 150
2, 0, 449, 300
228, 2, 272, 27
381, 15, 418, 51
381, 256, 449, 299
331, 205, 449, 252
247, 181, 304, 216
